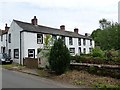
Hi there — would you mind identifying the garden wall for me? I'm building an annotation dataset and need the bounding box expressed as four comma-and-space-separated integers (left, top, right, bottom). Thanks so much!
23, 58, 38, 69
70, 63, 120, 79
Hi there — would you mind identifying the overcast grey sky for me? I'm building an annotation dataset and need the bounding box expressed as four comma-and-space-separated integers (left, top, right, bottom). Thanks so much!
0, 0, 119, 34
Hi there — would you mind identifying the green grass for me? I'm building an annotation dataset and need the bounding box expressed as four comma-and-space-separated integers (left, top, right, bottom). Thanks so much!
36, 69, 51, 77
93, 82, 120, 89
2, 63, 22, 69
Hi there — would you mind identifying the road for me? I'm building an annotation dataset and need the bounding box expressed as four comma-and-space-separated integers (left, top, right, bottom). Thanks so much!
2, 69, 78, 88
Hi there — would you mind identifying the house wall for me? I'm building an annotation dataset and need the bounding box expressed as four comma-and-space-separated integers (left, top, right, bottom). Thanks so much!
65, 37, 94, 55
6, 20, 95, 65
0, 35, 1, 53
22, 32, 44, 64
8, 21, 23, 64
0, 33, 8, 53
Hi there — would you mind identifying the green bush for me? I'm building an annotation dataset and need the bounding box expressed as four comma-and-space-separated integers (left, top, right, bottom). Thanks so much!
48, 38, 70, 74
91, 47, 104, 58
71, 55, 81, 63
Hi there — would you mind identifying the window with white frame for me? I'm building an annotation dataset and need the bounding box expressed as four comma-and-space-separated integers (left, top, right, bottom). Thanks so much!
69, 48, 75, 54
14, 49, 19, 59
1, 35, 3, 41
89, 48, 92, 53
28, 49, 35, 58
78, 38, 81, 46
52, 35, 57, 41
8, 49, 11, 58
9, 33, 11, 43
90, 40, 92, 46
79, 47, 81, 54
69, 37, 73, 45
83, 38, 86, 46
37, 34, 43, 44
83, 48, 86, 54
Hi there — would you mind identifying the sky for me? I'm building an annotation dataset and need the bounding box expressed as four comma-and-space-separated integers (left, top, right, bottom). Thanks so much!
0, 0, 119, 35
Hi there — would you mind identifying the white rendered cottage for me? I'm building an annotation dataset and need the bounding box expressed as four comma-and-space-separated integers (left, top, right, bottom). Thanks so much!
7, 16, 94, 65
0, 24, 9, 54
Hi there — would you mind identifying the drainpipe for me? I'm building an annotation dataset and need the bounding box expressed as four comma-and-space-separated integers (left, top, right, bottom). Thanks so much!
20, 31, 22, 65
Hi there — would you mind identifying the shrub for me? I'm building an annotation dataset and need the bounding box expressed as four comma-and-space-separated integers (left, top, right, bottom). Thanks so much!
91, 47, 104, 58
70, 55, 81, 63
105, 49, 119, 61
48, 38, 70, 74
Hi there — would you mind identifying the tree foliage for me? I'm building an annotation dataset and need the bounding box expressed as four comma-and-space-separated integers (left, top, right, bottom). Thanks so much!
91, 47, 104, 58
48, 38, 70, 74
91, 19, 120, 50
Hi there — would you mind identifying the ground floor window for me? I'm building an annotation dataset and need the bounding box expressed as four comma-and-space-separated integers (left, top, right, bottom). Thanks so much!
79, 47, 81, 54
89, 48, 92, 53
14, 49, 19, 59
69, 48, 75, 54
8, 49, 11, 58
28, 49, 35, 58
83, 48, 86, 54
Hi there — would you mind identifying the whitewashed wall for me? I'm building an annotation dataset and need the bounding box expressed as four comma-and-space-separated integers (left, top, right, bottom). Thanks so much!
0, 36, 1, 53
0, 34, 8, 53
22, 32, 44, 61
7, 20, 95, 65
8, 21, 23, 64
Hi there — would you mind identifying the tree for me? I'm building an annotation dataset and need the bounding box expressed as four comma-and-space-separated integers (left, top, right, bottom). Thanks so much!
99, 18, 111, 29
91, 19, 119, 50
48, 38, 70, 74
44, 34, 53, 49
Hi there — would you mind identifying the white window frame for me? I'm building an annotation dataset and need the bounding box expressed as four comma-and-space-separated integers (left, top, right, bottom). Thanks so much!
69, 37, 73, 45
28, 49, 35, 58
37, 34, 43, 44
78, 38, 81, 46
69, 48, 75, 54
14, 49, 19, 59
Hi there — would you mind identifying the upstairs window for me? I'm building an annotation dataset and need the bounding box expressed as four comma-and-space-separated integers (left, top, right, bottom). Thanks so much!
14, 49, 19, 59
52, 35, 57, 41
83, 38, 86, 46
69, 37, 73, 45
90, 40, 92, 46
1, 35, 3, 41
78, 38, 81, 46
9, 34, 11, 43
37, 34, 43, 44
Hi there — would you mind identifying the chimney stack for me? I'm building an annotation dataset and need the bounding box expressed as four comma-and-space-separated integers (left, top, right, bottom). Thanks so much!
85, 33, 90, 37
5, 23, 9, 31
31, 16, 38, 25
74, 28, 79, 33
60, 25, 65, 31
85, 33, 88, 36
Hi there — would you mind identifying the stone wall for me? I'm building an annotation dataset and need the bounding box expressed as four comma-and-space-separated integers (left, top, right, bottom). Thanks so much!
23, 58, 38, 69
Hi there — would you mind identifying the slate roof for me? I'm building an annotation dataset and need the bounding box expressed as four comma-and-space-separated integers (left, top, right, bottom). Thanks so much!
14, 20, 92, 39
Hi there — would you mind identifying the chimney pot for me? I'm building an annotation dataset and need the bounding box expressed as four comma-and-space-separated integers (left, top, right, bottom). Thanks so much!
60, 25, 65, 31
31, 16, 38, 25
74, 28, 79, 33
5, 23, 9, 31
85, 33, 90, 36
